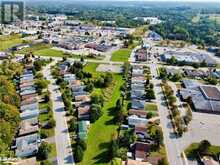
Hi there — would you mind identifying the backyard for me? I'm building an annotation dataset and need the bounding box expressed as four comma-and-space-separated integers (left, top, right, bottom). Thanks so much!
79, 63, 124, 165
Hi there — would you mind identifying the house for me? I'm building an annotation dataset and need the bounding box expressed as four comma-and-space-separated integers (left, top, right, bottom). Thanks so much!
131, 90, 145, 99
15, 133, 40, 157
20, 109, 39, 120
128, 115, 148, 126
134, 142, 150, 161
64, 74, 76, 82
184, 69, 209, 78
20, 89, 36, 96
78, 106, 90, 120
0, 52, 9, 59
122, 159, 150, 165
135, 49, 148, 61
78, 120, 90, 140
21, 97, 38, 106
73, 91, 88, 97
135, 125, 151, 140
75, 95, 90, 103
20, 102, 38, 112
131, 100, 145, 110
129, 109, 147, 118
22, 93, 38, 101
18, 118, 39, 137
72, 85, 85, 93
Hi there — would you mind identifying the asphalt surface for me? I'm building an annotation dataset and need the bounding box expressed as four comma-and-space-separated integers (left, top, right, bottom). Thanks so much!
150, 63, 186, 165
43, 62, 75, 165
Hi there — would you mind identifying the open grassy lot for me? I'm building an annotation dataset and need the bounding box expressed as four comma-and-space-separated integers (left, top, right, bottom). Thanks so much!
111, 49, 132, 62
83, 63, 99, 76
185, 143, 220, 159
0, 34, 24, 51
78, 73, 124, 165
17, 43, 52, 54
34, 48, 67, 57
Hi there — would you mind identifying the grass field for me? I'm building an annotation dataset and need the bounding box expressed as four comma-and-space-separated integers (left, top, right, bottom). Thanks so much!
145, 103, 158, 111
0, 34, 24, 51
79, 62, 124, 165
111, 49, 132, 62
185, 143, 220, 159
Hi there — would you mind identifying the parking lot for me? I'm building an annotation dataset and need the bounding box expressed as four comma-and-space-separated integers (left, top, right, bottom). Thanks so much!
96, 64, 123, 73
179, 112, 220, 152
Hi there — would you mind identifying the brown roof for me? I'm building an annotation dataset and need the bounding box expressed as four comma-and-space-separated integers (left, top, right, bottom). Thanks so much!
135, 142, 150, 160
123, 159, 149, 165
18, 119, 39, 136
129, 109, 147, 117
200, 86, 220, 101
21, 93, 38, 100
21, 97, 38, 106
135, 125, 147, 133
78, 106, 90, 116
69, 80, 81, 86
75, 95, 90, 102
20, 82, 34, 88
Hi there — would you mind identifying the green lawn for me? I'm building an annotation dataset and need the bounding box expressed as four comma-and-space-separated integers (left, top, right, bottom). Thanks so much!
17, 43, 52, 54
78, 74, 124, 165
111, 49, 131, 62
145, 103, 158, 111
185, 143, 220, 158
34, 48, 67, 57
83, 63, 99, 77
0, 34, 24, 51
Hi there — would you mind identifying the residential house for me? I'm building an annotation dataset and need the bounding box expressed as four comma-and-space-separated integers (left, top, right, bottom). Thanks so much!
128, 115, 148, 126
78, 106, 90, 120
131, 100, 145, 110
78, 120, 90, 140
134, 142, 150, 161
129, 109, 147, 118
15, 134, 40, 157
18, 118, 39, 137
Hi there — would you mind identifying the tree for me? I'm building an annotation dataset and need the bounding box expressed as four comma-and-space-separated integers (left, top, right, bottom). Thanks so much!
158, 158, 167, 165
90, 104, 102, 122
198, 140, 211, 154
91, 92, 104, 106
46, 118, 56, 128
77, 139, 87, 151
69, 118, 77, 132
37, 142, 51, 160
146, 89, 155, 100
74, 145, 84, 162
34, 60, 43, 71
35, 79, 49, 94
104, 73, 113, 87
171, 73, 182, 82
116, 147, 128, 160
154, 128, 164, 148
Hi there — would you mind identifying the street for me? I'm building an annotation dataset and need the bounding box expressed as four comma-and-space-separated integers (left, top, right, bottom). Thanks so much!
150, 63, 186, 165
43, 62, 75, 165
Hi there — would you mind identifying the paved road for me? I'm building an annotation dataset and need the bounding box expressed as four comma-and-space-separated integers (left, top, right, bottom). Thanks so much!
16, 54, 123, 65
43, 62, 75, 165
150, 63, 186, 165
